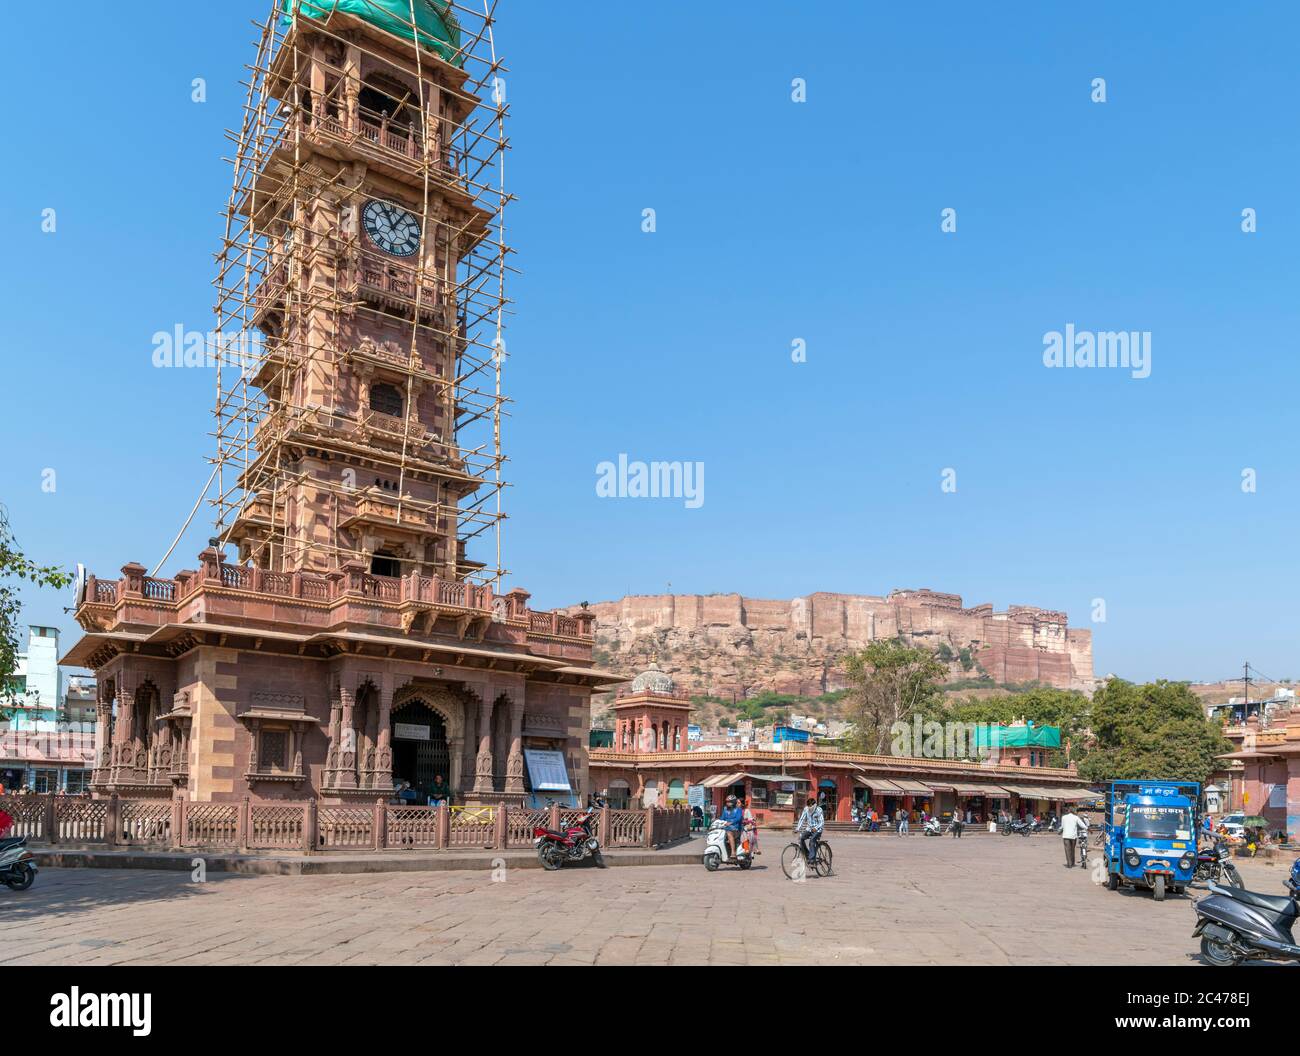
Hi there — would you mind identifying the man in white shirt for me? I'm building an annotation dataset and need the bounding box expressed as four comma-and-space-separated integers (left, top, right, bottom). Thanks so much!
1060, 807, 1087, 867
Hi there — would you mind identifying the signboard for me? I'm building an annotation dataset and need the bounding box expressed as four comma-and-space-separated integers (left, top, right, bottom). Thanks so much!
688, 724, 701, 742
688, 784, 706, 808
393, 723, 429, 741
523, 748, 571, 792
1268, 784, 1285, 808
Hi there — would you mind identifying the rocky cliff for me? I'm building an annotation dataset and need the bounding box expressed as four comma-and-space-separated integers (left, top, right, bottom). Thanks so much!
571, 589, 1096, 700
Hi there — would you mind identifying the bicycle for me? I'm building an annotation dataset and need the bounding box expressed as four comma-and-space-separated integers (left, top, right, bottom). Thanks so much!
781, 834, 832, 878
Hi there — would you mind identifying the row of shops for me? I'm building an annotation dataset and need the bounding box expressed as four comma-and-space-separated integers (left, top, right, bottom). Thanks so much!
593, 665, 1097, 828
591, 750, 1098, 827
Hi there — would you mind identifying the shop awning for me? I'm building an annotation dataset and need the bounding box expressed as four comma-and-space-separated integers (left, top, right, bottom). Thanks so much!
948, 782, 1010, 797
997, 784, 1043, 798
1003, 784, 1071, 799
697, 772, 746, 788
854, 776, 905, 793
891, 779, 934, 795
744, 772, 810, 784
925, 782, 956, 793
1056, 787, 1102, 801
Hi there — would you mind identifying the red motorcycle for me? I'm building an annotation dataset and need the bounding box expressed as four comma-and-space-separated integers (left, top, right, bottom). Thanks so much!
533, 802, 607, 870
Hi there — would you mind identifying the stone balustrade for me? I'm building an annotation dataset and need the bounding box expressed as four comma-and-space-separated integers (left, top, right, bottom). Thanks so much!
0, 795, 689, 854
79, 551, 595, 644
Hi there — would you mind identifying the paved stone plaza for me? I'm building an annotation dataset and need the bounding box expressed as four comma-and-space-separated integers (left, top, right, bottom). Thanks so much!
0, 835, 1287, 965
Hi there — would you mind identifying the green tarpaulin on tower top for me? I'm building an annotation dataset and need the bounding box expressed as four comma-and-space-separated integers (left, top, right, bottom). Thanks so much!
281, 0, 463, 67
974, 725, 1061, 749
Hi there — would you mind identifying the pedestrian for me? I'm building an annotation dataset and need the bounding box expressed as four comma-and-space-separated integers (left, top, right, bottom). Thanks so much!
742, 798, 759, 855
898, 810, 909, 837
1060, 805, 1087, 867
950, 811, 963, 839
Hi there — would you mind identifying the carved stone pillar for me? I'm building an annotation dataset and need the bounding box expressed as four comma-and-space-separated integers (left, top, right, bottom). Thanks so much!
109, 687, 136, 785
472, 697, 494, 794
93, 700, 112, 784
373, 687, 393, 792
323, 689, 343, 787
448, 735, 463, 795
505, 695, 525, 795
361, 688, 380, 788
336, 685, 358, 788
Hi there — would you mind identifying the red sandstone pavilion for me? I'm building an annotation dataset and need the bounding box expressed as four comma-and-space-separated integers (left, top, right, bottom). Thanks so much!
62, 2, 622, 806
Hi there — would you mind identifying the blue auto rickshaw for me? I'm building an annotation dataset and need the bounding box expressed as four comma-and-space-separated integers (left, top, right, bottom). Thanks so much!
1104, 780, 1201, 901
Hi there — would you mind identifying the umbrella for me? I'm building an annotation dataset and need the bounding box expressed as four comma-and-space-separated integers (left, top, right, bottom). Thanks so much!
1242, 815, 1269, 829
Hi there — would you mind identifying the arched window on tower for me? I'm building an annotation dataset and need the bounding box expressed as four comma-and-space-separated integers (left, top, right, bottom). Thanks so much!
369, 383, 403, 418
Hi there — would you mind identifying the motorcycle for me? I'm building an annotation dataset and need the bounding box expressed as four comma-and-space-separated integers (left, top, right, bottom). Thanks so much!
1004, 818, 1034, 837
1194, 837, 1243, 888
703, 818, 754, 871
532, 803, 606, 871
1078, 828, 1089, 870
1192, 859, 1300, 966
0, 835, 37, 891
922, 817, 942, 837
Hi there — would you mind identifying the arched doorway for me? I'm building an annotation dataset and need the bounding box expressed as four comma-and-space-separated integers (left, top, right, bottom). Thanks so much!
390, 700, 450, 804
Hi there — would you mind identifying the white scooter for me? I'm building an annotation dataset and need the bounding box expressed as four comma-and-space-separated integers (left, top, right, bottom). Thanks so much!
922, 817, 942, 837
703, 818, 754, 871
0, 835, 37, 891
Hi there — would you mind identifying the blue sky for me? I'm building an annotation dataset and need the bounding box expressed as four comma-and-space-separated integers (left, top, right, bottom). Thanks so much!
1, 1, 1297, 683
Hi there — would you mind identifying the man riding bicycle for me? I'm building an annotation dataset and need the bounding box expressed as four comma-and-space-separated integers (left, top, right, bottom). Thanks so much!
794, 795, 824, 867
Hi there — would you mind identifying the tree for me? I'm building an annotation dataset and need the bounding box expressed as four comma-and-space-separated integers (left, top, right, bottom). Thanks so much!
0, 506, 73, 710
843, 640, 947, 754
1076, 679, 1231, 786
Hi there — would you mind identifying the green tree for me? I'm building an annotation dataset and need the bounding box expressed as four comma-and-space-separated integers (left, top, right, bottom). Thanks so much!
0, 506, 72, 712
844, 640, 947, 754
1076, 679, 1230, 786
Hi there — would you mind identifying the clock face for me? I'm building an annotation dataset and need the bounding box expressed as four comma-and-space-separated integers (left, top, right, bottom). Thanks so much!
362, 199, 421, 257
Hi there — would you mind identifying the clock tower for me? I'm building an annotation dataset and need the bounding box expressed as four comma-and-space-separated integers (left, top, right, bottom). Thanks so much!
67, 2, 621, 811
216, 0, 505, 585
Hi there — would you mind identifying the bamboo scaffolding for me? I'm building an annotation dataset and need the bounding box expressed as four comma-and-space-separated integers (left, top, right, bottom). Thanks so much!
211, 0, 511, 588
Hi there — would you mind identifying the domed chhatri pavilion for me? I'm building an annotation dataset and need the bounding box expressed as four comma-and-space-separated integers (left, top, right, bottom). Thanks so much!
611, 663, 692, 757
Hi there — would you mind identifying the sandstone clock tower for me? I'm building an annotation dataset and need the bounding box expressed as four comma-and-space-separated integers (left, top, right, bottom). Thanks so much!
68, 2, 620, 809
219, 0, 503, 584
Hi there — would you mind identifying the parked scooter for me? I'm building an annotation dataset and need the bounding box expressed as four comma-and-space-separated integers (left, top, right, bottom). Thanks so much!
703, 818, 754, 871
0, 836, 37, 891
1192, 859, 1300, 965
922, 817, 942, 837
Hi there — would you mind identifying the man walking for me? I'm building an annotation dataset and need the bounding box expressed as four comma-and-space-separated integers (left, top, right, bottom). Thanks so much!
1060, 805, 1087, 867
898, 809, 910, 836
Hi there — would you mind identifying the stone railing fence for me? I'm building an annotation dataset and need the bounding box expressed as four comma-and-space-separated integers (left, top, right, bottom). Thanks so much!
83, 555, 596, 642
0, 796, 691, 855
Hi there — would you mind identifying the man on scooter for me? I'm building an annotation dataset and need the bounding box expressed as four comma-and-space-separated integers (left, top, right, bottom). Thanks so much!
720, 795, 744, 859
794, 795, 824, 867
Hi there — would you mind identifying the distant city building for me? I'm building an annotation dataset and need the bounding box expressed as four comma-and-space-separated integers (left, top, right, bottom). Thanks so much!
3, 625, 64, 725
1215, 706, 1300, 837
1207, 688, 1294, 728
1, 627, 95, 793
